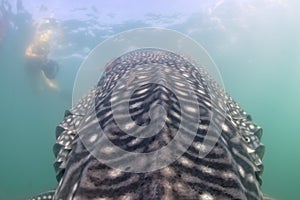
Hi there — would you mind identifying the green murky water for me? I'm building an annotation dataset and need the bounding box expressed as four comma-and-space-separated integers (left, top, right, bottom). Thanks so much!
0, 1, 299, 199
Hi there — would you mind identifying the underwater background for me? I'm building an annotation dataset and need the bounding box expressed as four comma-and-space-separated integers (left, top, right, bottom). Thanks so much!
0, 0, 299, 199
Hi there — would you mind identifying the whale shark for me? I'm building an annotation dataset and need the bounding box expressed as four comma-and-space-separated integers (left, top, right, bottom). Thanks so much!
27, 48, 268, 200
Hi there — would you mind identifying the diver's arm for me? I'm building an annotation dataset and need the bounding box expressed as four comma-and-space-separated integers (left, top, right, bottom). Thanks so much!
41, 70, 59, 90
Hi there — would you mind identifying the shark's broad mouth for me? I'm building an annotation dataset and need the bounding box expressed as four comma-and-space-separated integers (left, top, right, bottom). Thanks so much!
29, 48, 266, 200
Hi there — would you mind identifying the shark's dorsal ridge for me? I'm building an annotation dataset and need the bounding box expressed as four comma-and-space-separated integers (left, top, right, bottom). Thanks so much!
28, 48, 267, 200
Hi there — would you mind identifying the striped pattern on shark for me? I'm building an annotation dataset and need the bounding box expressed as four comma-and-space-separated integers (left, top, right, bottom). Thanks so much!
28, 48, 266, 200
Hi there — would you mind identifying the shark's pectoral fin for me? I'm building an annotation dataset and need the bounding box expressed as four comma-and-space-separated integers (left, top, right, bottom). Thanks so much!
27, 190, 55, 200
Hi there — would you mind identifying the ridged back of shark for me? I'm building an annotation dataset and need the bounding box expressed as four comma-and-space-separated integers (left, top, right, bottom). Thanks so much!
53, 49, 265, 200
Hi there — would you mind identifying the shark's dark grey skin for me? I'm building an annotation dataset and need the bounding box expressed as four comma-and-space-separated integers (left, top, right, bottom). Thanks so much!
28, 48, 266, 200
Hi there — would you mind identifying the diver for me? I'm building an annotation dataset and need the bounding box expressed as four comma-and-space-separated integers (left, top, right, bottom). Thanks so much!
25, 41, 60, 91
25, 18, 60, 91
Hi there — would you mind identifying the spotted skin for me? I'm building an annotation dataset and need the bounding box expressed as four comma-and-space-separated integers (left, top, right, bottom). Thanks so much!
26, 190, 55, 200
29, 48, 266, 200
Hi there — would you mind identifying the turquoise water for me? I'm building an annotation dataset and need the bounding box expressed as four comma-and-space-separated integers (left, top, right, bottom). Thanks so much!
0, 1, 299, 199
